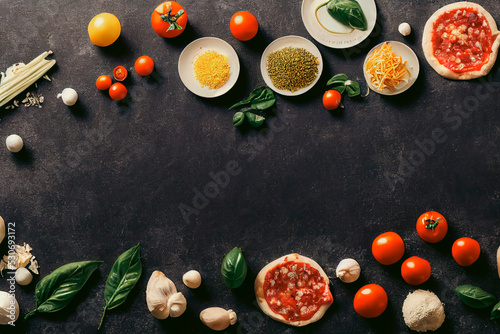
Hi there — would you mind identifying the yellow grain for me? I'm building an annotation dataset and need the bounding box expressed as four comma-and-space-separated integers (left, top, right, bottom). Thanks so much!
194, 51, 230, 90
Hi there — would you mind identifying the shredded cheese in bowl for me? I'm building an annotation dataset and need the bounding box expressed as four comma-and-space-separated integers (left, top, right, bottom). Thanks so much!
365, 42, 410, 91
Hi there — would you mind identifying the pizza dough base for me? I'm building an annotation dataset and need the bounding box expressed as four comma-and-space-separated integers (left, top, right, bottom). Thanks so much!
422, 1, 500, 80
254, 253, 333, 327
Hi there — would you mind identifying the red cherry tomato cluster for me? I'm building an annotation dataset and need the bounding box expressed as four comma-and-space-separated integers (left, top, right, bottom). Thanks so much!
95, 56, 155, 101
356, 211, 483, 318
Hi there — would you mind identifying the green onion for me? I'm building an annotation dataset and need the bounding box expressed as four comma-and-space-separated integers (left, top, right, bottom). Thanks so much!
0, 51, 56, 108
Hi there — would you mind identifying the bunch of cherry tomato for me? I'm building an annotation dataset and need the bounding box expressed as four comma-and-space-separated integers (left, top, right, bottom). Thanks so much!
354, 211, 482, 318
95, 56, 155, 101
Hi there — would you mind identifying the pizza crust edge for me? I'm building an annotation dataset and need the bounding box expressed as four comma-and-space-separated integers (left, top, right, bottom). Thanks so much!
254, 253, 333, 327
422, 1, 500, 80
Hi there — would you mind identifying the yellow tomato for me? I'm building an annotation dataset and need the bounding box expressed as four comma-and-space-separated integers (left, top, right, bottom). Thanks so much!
88, 13, 121, 47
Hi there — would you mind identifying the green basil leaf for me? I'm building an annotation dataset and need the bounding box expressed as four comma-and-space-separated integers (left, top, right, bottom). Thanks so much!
346, 81, 360, 97
233, 112, 246, 126
244, 112, 265, 128
99, 244, 142, 330
229, 87, 273, 110
333, 85, 346, 94
456, 284, 497, 309
25, 261, 102, 319
221, 247, 248, 288
327, 73, 348, 86
491, 301, 500, 320
327, 0, 368, 31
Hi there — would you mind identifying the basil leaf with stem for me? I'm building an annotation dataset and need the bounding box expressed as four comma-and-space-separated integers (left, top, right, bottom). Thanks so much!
233, 112, 246, 126
327, 0, 368, 31
244, 112, 265, 128
327, 73, 349, 86
25, 261, 103, 319
229, 87, 275, 110
221, 247, 248, 289
491, 301, 500, 320
456, 284, 496, 309
345, 81, 360, 97
99, 244, 142, 330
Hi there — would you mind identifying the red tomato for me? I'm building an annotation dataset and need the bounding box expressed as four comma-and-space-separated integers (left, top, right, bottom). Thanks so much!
113, 66, 128, 81
401, 256, 431, 285
151, 1, 188, 38
230, 11, 258, 41
109, 83, 127, 101
452, 237, 480, 266
135, 56, 155, 76
323, 90, 342, 110
416, 211, 448, 243
372, 232, 405, 265
96, 75, 112, 90
353, 284, 388, 318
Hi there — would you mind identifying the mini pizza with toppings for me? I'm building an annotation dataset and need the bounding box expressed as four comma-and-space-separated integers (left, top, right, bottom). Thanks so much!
422, 2, 500, 80
254, 253, 333, 327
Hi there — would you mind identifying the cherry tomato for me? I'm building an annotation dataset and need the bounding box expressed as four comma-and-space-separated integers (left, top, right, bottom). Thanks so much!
135, 56, 155, 76
372, 232, 405, 265
353, 284, 388, 318
323, 90, 342, 110
96, 75, 112, 90
416, 211, 448, 243
230, 11, 259, 41
113, 66, 128, 81
151, 2, 188, 38
401, 256, 431, 285
452, 237, 480, 266
88, 13, 121, 47
109, 83, 127, 101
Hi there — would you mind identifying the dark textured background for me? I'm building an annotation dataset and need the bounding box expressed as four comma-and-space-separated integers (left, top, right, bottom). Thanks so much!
1, 0, 500, 333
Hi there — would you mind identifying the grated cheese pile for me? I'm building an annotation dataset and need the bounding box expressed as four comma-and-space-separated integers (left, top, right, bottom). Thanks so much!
193, 50, 230, 90
365, 42, 410, 91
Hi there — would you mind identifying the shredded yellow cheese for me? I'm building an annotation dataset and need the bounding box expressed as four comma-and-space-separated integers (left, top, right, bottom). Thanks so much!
193, 50, 230, 90
365, 43, 410, 91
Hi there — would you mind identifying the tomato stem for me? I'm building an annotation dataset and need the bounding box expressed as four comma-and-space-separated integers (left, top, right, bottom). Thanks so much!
160, 8, 185, 31
424, 217, 440, 230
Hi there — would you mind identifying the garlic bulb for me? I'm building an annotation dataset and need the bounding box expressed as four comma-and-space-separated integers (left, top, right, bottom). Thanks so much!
0, 216, 4, 245
399, 22, 411, 36
0, 291, 19, 325
146, 270, 187, 319
336, 258, 361, 283
15, 267, 33, 285
57, 88, 78, 106
183, 270, 202, 289
200, 307, 237, 331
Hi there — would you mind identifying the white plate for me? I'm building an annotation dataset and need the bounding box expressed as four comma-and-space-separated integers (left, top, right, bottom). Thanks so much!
301, 0, 377, 49
363, 41, 420, 96
178, 37, 240, 98
260, 35, 323, 96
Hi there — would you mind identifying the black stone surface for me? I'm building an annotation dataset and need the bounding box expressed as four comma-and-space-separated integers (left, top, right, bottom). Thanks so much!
1, 0, 500, 333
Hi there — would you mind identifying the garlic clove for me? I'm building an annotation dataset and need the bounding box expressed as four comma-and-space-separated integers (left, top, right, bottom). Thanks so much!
336, 258, 361, 283
146, 270, 178, 320
183, 270, 202, 289
399, 22, 412, 36
167, 292, 187, 317
200, 307, 237, 331
15, 267, 33, 286
0, 291, 19, 325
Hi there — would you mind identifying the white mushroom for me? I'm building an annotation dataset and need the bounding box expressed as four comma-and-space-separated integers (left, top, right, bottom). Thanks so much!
200, 307, 237, 331
0, 291, 19, 325
183, 270, 202, 289
146, 270, 187, 319
399, 22, 412, 36
5, 135, 23, 153
57, 88, 78, 106
15, 267, 33, 286
336, 258, 361, 283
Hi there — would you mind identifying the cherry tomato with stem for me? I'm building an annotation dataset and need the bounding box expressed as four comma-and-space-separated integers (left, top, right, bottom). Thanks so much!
372, 232, 405, 265
323, 90, 342, 110
401, 256, 431, 285
135, 56, 155, 76
416, 211, 448, 243
96, 75, 112, 90
109, 83, 127, 101
230, 11, 259, 41
151, 1, 188, 38
353, 284, 388, 318
113, 66, 128, 81
452, 237, 480, 266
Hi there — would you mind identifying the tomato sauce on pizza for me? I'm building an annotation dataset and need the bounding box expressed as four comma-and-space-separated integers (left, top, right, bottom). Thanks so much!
262, 260, 333, 322
432, 7, 493, 73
